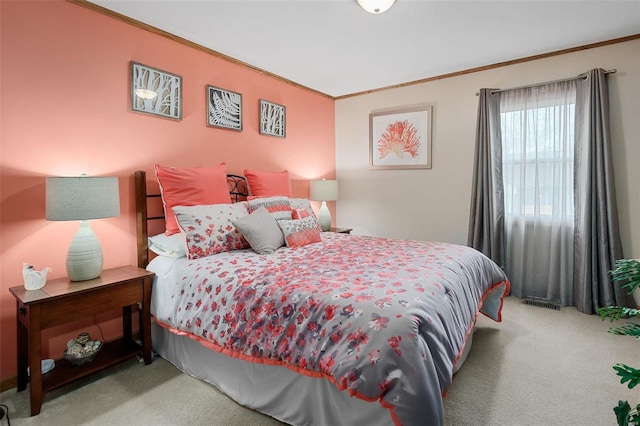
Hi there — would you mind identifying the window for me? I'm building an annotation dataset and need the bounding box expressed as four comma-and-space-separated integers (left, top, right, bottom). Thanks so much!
499, 85, 576, 219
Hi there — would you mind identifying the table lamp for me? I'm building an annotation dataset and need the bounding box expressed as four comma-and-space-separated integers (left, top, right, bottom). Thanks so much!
46, 176, 120, 281
310, 179, 338, 231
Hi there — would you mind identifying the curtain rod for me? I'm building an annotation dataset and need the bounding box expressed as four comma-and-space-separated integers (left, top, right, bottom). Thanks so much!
475, 69, 617, 96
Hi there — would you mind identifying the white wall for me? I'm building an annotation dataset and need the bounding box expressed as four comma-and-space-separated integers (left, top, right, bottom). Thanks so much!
335, 39, 640, 258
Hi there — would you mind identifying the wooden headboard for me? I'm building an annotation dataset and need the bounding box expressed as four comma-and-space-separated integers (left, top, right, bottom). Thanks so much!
134, 170, 249, 268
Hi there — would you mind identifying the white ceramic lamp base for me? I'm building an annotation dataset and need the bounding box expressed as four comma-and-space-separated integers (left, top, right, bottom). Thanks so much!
317, 201, 332, 232
66, 221, 103, 281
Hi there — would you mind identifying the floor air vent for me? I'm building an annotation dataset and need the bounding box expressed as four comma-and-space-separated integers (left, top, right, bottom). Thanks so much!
523, 297, 561, 310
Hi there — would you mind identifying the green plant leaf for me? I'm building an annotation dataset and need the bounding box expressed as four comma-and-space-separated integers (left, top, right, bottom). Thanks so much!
614, 400, 631, 426
605, 259, 640, 425
608, 323, 640, 339
614, 364, 640, 389
631, 405, 640, 425
598, 306, 640, 322
610, 259, 640, 295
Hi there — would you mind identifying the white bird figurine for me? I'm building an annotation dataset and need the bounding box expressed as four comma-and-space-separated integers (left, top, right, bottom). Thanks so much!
23, 263, 50, 290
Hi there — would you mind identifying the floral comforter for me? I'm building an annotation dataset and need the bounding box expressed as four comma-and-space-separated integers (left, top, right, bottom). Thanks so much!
151, 233, 509, 425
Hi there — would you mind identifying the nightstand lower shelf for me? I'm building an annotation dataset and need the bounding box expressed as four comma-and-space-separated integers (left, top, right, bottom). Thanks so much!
41, 338, 142, 393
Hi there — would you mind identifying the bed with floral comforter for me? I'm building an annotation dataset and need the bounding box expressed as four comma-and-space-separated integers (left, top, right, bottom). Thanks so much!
150, 231, 508, 425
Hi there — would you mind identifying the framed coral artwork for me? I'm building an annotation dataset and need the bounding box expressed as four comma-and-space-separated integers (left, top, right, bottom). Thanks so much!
207, 85, 242, 131
369, 105, 433, 170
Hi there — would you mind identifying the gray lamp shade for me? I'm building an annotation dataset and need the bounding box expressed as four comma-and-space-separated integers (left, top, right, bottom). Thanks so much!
310, 179, 338, 202
46, 176, 120, 221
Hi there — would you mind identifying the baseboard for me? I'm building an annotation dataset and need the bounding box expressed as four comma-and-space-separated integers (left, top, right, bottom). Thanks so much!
0, 375, 17, 393
0, 332, 142, 393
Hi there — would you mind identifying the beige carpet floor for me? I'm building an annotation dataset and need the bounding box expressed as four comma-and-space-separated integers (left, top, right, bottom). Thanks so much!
1, 296, 636, 425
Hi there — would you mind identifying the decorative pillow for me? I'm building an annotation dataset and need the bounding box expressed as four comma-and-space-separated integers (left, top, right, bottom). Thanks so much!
155, 164, 232, 236
244, 169, 293, 197
277, 216, 322, 248
292, 208, 310, 219
289, 198, 317, 220
148, 233, 186, 258
232, 207, 284, 255
173, 203, 250, 259
247, 196, 293, 220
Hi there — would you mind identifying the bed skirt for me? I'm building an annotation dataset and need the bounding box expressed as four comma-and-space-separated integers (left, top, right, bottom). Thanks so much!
151, 320, 474, 425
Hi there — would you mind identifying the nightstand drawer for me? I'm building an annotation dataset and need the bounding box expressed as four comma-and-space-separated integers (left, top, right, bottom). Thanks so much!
38, 281, 142, 328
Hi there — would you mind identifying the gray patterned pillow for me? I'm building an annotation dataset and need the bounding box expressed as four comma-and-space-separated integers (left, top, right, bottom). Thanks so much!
247, 196, 293, 220
277, 215, 321, 248
289, 198, 317, 219
232, 206, 285, 255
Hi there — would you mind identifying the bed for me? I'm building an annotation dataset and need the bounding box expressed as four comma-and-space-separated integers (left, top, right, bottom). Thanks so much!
135, 167, 510, 426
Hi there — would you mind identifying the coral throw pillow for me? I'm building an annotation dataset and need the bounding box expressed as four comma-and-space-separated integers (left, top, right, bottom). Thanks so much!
155, 164, 231, 236
244, 169, 293, 197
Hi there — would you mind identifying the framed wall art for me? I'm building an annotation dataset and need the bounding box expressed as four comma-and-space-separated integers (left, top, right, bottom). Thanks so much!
130, 61, 182, 120
369, 105, 433, 170
207, 85, 242, 131
259, 99, 286, 138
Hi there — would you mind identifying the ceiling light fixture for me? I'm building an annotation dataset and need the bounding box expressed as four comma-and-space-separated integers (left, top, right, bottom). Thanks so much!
356, 0, 396, 14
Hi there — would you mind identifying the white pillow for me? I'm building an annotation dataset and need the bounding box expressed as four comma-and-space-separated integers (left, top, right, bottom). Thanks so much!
232, 207, 284, 255
148, 233, 187, 258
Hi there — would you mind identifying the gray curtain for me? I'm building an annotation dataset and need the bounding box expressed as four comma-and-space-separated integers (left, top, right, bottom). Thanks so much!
499, 82, 577, 306
470, 69, 630, 313
467, 89, 505, 269
573, 68, 632, 313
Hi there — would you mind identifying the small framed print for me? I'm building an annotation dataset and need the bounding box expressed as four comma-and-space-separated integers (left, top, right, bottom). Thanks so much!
130, 61, 182, 120
259, 99, 286, 138
207, 85, 242, 131
369, 105, 433, 170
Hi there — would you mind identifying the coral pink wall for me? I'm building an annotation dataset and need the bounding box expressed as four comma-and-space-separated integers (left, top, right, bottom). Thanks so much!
0, 0, 335, 381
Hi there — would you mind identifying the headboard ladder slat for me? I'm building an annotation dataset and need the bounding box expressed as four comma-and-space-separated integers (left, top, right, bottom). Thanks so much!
135, 170, 149, 268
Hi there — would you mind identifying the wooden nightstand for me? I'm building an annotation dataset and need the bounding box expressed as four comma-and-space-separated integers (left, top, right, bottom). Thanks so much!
9, 265, 154, 416
328, 227, 352, 234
